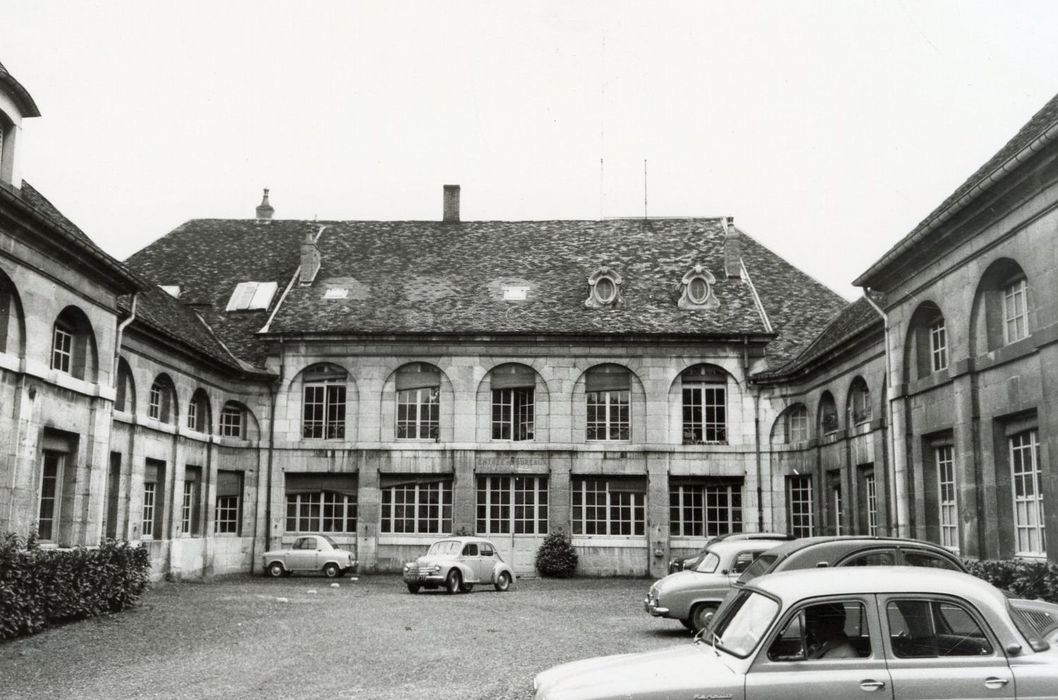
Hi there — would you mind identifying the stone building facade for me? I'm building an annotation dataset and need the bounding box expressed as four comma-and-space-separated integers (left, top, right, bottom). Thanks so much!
2, 59, 1057, 579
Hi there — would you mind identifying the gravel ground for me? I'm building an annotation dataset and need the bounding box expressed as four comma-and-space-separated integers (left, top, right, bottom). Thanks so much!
0, 574, 687, 699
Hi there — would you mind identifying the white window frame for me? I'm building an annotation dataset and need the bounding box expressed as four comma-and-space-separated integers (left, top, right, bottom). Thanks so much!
380, 480, 452, 534
586, 389, 630, 441
220, 405, 243, 438
476, 476, 549, 535
180, 479, 196, 536
788, 475, 814, 537
226, 281, 278, 311
214, 495, 240, 534
396, 387, 440, 440
787, 406, 809, 443
1003, 278, 1029, 344
864, 472, 878, 536
832, 483, 844, 535
682, 383, 727, 444
285, 491, 358, 533
571, 478, 645, 536
302, 379, 346, 439
37, 451, 64, 541
186, 397, 199, 430
142, 481, 157, 539
148, 382, 164, 421
51, 323, 73, 373
491, 387, 535, 441
929, 318, 948, 372
669, 481, 742, 538
1010, 429, 1045, 556
936, 445, 958, 550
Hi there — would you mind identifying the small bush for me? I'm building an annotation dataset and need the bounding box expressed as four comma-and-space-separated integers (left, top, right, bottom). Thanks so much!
535, 531, 578, 578
0, 534, 151, 640
964, 558, 1058, 603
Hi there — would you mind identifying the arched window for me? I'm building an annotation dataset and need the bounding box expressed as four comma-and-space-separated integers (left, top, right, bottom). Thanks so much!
490, 363, 536, 441
680, 364, 727, 444
585, 364, 631, 441
115, 358, 136, 413
148, 374, 176, 423
51, 306, 97, 381
0, 270, 24, 356
220, 401, 246, 438
301, 363, 348, 440
846, 378, 871, 427
187, 389, 211, 432
818, 391, 838, 436
395, 363, 441, 440
970, 258, 1031, 354
905, 302, 948, 381
773, 404, 809, 444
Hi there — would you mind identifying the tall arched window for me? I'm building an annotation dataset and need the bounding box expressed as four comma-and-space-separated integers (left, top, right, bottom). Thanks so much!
301, 363, 348, 440
220, 401, 246, 438
846, 378, 871, 427
395, 363, 441, 440
0, 271, 24, 356
680, 364, 727, 445
51, 306, 97, 381
187, 389, 211, 432
773, 404, 809, 444
585, 364, 631, 441
148, 374, 176, 423
818, 391, 838, 436
905, 302, 948, 381
115, 358, 136, 413
490, 363, 536, 441
970, 258, 1031, 355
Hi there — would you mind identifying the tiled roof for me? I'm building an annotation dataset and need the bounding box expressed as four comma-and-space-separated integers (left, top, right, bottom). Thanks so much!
126, 217, 845, 369
0, 60, 41, 117
117, 287, 263, 374
755, 296, 882, 380
856, 89, 1058, 287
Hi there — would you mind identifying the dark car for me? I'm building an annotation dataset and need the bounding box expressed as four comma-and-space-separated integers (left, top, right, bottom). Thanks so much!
668, 532, 795, 574
736, 535, 965, 585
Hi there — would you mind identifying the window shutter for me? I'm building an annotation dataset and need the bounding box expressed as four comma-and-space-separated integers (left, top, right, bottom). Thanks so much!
681, 365, 726, 383
395, 364, 441, 391
144, 461, 160, 483
216, 470, 243, 497
585, 366, 630, 392
605, 477, 646, 493
379, 473, 451, 489
491, 364, 535, 389
284, 473, 358, 496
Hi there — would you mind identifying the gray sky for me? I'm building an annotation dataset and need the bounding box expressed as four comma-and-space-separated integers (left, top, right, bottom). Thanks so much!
2, 1, 1057, 299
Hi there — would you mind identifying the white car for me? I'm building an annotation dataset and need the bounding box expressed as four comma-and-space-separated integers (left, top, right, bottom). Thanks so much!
402, 536, 515, 594
261, 534, 358, 578
535, 567, 1058, 699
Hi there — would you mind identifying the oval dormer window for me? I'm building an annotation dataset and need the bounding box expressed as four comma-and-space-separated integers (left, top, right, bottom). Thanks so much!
687, 276, 710, 304
594, 276, 616, 304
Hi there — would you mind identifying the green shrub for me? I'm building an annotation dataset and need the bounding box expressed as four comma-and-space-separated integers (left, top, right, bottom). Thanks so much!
0, 534, 151, 640
535, 531, 578, 578
964, 558, 1058, 603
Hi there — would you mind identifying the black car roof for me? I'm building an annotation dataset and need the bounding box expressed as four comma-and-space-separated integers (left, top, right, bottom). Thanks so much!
769, 536, 963, 569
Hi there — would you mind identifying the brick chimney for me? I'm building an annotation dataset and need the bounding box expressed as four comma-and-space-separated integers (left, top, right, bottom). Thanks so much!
723, 216, 741, 278
300, 228, 322, 285
256, 188, 274, 221
443, 184, 460, 223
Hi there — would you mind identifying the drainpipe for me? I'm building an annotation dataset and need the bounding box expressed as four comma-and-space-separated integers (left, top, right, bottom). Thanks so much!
113, 294, 137, 380
262, 342, 285, 558
863, 290, 906, 536
745, 337, 765, 533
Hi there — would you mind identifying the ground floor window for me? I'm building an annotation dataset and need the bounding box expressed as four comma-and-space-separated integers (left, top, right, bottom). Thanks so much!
37, 451, 64, 541
1010, 429, 1045, 555
214, 470, 243, 535
380, 477, 452, 534
142, 460, 166, 539
285, 473, 358, 533
571, 477, 645, 536
788, 474, 814, 537
476, 475, 548, 534
669, 479, 743, 537
182, 465, 202, 536
935, 446, 958, 549
863, 471, 878, 536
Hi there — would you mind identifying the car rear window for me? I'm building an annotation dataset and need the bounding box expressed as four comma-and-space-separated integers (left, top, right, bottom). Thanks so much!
737, 553, 778, 583
903, 550, 964, 571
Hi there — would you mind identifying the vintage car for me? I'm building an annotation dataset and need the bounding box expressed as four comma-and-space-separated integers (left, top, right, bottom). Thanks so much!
736, 535, 966, 585
646, 537, 792, 632
667, 532, 794, 574
261, 534, 358, 578
536, 567, 1058, 699
402, 536, 515, 594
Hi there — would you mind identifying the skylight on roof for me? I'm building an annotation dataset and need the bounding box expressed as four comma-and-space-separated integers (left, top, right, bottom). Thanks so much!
503, 285, 529, 301
226, 281, 278, 311
159, 285, 181, 298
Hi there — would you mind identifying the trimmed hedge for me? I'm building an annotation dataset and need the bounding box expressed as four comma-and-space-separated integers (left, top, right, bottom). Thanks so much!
0, 533, 151, 640
965, 558, 1058, 603
535, 531, 578, 578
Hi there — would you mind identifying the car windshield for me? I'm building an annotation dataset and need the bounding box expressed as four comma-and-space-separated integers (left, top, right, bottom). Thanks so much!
737, 553, 778, 584
427, 540, 461, 556
695, 552, 721, 573
710, 589, 779, 658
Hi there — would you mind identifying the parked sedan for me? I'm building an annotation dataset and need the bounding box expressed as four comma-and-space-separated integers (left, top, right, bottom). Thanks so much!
402, 536, 514, 594
535, 567, 1058, 699
667, 532, 794, 574
261, 534, 358, 578
646, 537, 791, 632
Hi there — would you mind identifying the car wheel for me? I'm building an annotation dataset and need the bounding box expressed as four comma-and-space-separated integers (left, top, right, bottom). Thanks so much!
406, 583, 420, 594
322, 563, 341, 578
494, 571, 512, 592
445, 569, 462, 594
679, 618, 694, 631
461, 583, 474, 593
267, 562, 285, 578
690, 603, 718, 634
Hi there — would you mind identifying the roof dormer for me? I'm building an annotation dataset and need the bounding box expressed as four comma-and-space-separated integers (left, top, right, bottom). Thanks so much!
0, 60, 42, 189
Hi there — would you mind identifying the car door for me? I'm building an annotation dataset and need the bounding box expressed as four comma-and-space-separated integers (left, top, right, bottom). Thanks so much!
880, 595, 1014, 700
287, 536, 318, 572
460, 543, 479, 582
746, 596, 893, 700
477, 542, 496, 582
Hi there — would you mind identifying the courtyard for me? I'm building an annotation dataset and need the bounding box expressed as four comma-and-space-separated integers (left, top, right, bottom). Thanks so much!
0, 575, 680, 699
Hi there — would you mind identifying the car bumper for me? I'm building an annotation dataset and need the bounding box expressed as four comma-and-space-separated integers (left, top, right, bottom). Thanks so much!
403, 571, 444, 585
643, 596, 669, 617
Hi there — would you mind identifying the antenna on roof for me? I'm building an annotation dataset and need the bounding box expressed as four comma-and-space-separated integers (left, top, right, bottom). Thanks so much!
643, 159, 648, 219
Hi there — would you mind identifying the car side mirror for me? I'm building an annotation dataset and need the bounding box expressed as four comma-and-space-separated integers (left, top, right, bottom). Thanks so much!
720, 569, 729, 575
1006, 643, 1022, 656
